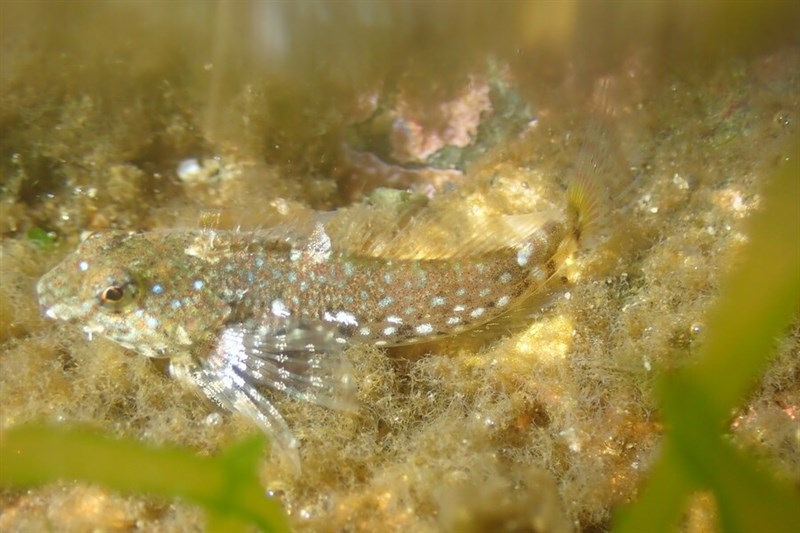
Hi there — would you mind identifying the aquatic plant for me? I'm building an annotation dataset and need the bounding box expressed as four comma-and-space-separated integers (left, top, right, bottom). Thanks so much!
0, 425, 289, 533
614, 141, 800, 531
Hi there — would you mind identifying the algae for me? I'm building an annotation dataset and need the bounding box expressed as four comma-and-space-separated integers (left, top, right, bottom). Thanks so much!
0, 425, 289, 533
1, 1, 799, 531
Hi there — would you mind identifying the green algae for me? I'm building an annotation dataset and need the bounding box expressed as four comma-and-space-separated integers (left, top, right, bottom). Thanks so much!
25, 228, 55, 251
0, 425, 289, 533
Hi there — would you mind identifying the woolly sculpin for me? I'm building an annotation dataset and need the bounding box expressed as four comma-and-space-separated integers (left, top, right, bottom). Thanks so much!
37, 192, 588, 468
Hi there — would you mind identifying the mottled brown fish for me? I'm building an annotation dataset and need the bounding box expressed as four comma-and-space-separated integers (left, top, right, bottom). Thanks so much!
37, 188, 590, 469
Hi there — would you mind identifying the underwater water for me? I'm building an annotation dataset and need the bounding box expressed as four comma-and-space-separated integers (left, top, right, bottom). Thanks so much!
1, 2, 798, 531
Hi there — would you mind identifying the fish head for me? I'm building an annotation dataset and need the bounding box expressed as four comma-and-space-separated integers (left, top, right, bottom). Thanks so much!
37, 231, 230, 358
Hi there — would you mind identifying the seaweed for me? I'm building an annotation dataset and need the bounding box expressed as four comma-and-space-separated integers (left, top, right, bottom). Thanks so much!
25, 227, 55, 251
0, 425, 289, 533
614, 140, 800, 531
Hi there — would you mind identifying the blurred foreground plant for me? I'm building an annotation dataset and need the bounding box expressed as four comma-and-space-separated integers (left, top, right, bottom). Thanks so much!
614, 141, 800, 531
0, 425, 289, 533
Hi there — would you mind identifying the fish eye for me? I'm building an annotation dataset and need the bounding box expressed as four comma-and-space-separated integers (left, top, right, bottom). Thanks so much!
97, 277, 138, 311
101, 286, 125, 302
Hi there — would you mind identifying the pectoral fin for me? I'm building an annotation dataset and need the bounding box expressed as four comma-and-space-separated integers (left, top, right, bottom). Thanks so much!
171, 318, 358, 472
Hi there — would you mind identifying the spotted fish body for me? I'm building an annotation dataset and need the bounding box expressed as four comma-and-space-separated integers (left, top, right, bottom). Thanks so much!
37, 204, 579, 468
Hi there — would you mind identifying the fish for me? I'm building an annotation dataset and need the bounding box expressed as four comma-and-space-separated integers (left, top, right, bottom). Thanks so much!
36, 185, 592, 470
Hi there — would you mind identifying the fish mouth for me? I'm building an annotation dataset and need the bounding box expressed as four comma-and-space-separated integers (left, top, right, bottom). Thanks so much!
39, 299, 90, 322
36, 274, 89, 322
41, 302, 83, 321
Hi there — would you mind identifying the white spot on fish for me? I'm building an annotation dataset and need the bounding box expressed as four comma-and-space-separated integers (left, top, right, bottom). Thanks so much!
324, 310, 358, 327
271, 299, 291, 318
447, 316, 461, 325
151, 283, 164, 295
415, 323, 434, 335
193, 279, 204, 290
499, 272, 513, 283
430, 296, 445, 307
378, 296, 394, 308
78, 261, 89, 272
387, 315, 403, 324
359, 327, 371, 336
479, 288, 490, 297
517, 243, 533, 266
383, 326, 396, 336
470, 307, 485, 318
496, 295, 510, 307
453, 305, 465, 313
